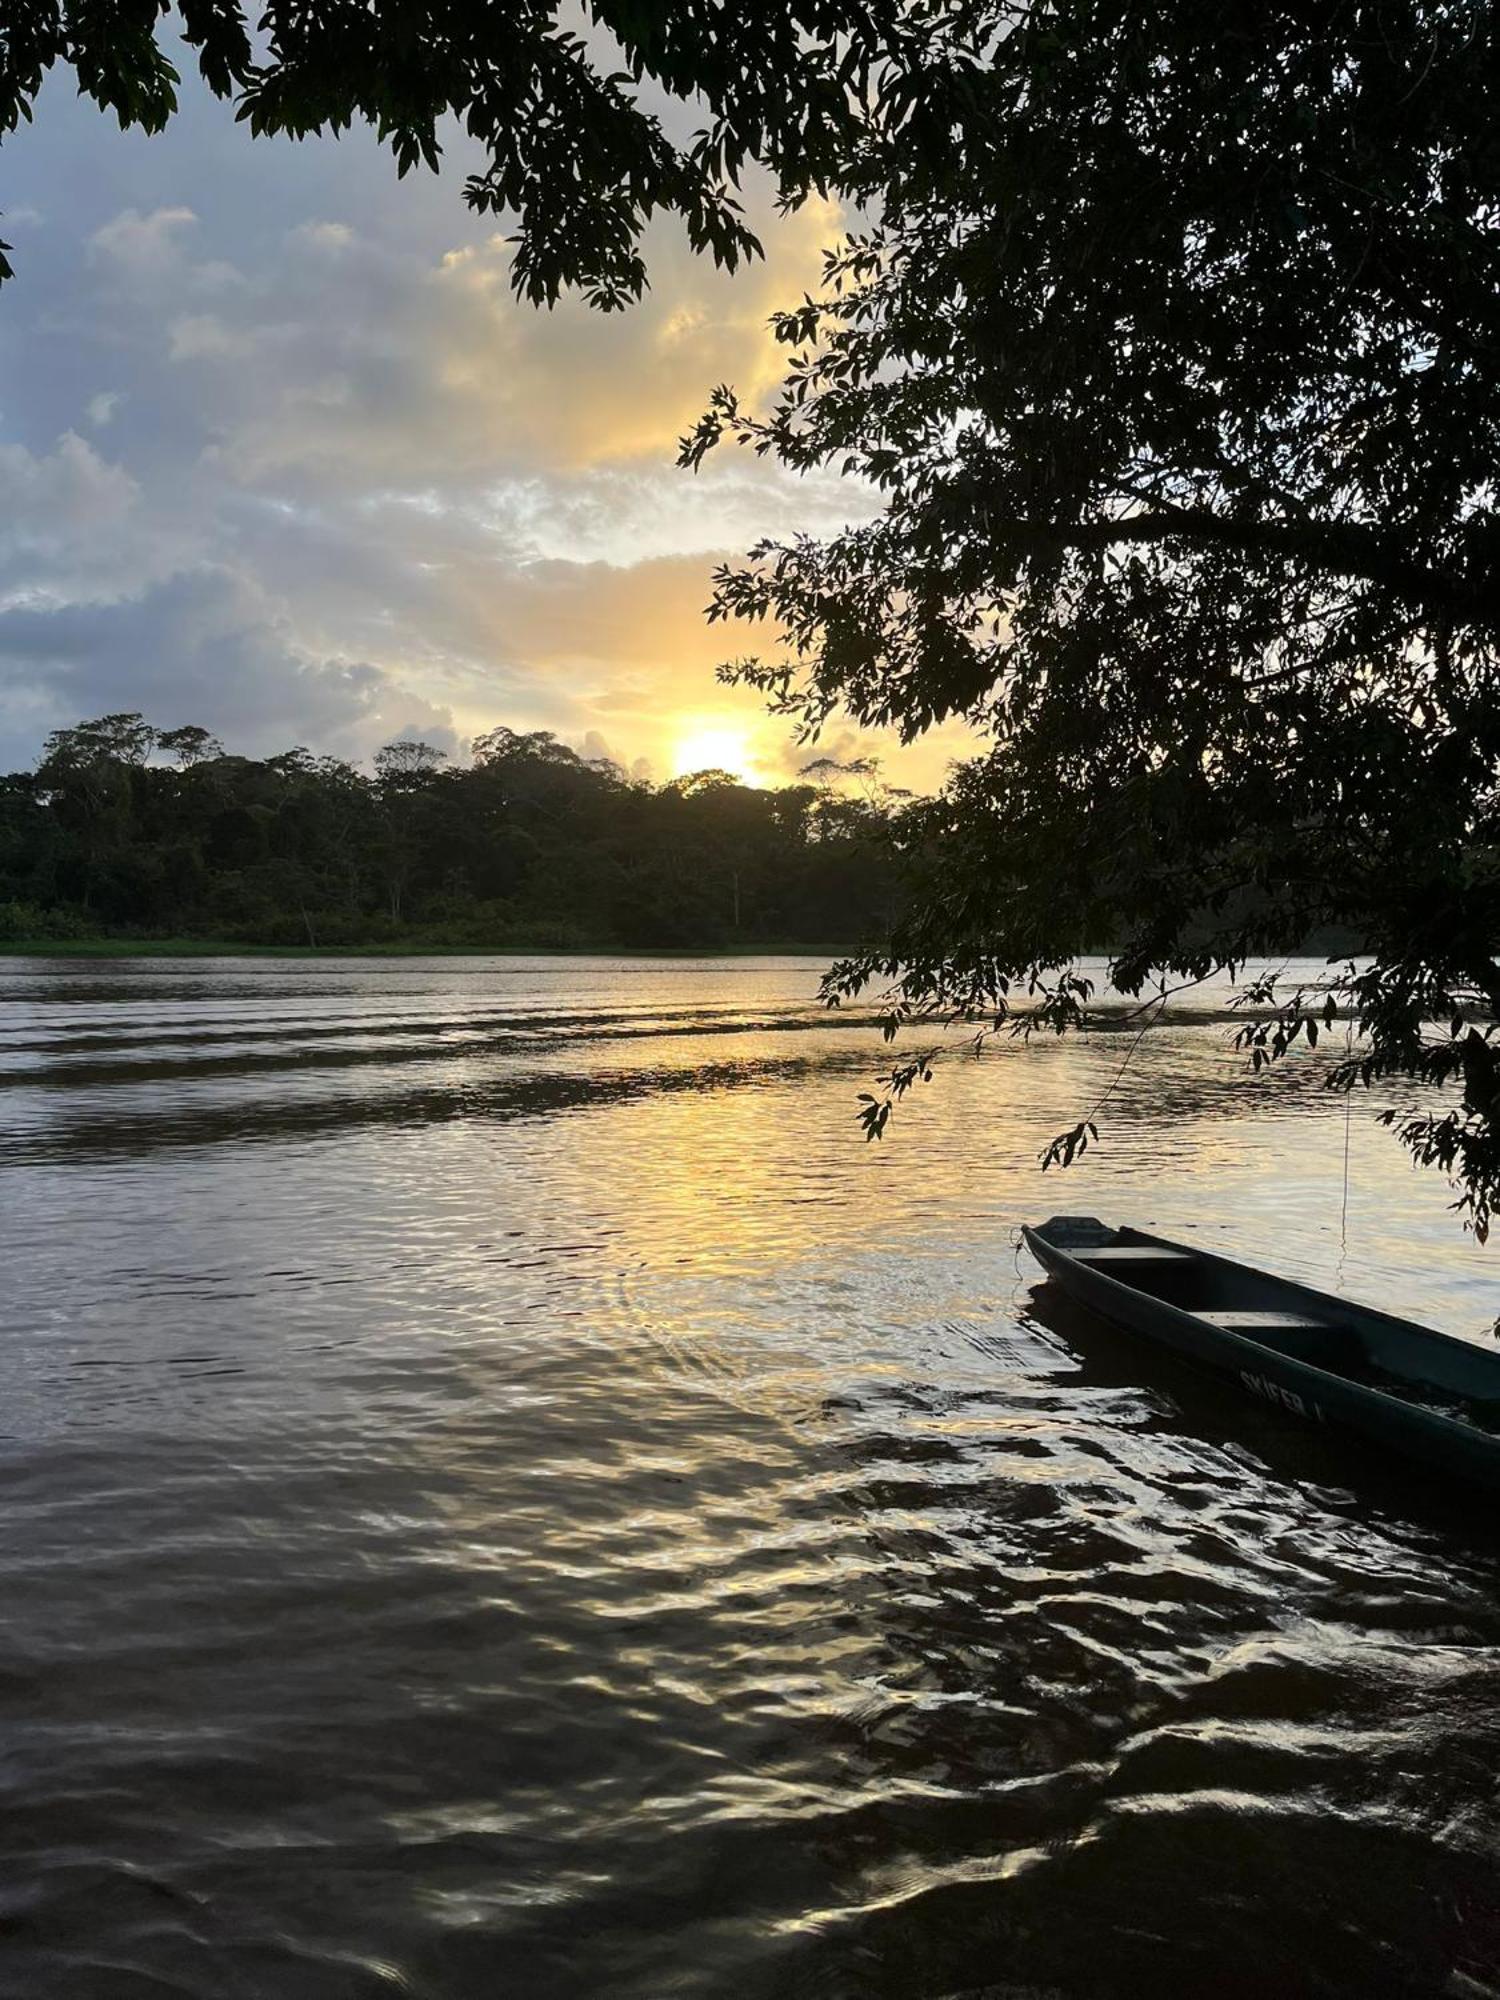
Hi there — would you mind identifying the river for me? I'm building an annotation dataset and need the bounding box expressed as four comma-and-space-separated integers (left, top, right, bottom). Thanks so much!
0, 953, 1497, 1998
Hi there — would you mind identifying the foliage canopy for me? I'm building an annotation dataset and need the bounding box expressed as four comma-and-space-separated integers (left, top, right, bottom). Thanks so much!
0, 0, 921, 306
681, 0, 1500, 1231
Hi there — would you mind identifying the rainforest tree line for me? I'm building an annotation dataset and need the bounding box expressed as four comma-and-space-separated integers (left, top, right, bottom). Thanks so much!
0, 714, 906, 950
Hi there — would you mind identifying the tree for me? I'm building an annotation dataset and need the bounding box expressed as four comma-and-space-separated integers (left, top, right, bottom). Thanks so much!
3, 712, 904, 951
683, 1, 1500, 1232
373, 740, 447, 922
34, 714, 159, 906
39, 714, 156, 771
0, 0, 921, 307
374, 739, 448, 789
158, 725, 224, 768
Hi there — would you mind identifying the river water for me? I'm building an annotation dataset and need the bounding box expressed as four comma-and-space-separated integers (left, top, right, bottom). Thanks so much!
1, 953, 1498, 1999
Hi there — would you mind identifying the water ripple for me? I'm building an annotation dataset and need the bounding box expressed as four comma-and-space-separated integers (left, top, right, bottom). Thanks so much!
0, 955, 1497, 1998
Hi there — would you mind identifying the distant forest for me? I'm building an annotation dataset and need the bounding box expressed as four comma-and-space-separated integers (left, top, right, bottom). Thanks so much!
0, 714, 911, 951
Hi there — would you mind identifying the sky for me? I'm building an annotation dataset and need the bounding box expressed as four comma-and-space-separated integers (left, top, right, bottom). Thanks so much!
0, 48, 969, 791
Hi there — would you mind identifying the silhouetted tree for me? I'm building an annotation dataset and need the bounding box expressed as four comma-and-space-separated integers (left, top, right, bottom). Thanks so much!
158, 725, 224, 768
684, 0, 1500, 1233
373, 740, 447, 923
0, 1, 923, 307
1, 715, 902, 953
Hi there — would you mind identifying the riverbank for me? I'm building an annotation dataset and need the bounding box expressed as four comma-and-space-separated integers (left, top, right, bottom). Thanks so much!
0, 937, 852, 960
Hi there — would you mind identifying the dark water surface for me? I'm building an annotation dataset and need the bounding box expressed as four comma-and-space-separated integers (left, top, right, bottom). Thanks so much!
2, 954, 1499, 1999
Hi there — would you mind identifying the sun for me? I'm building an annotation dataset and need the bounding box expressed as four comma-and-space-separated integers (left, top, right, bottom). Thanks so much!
672, 722, 760, 783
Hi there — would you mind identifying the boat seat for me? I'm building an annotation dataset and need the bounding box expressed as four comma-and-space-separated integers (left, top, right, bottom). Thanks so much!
1071, 1246, 1195, 1264
1191, 1310, 1329, 1331
1191, 1308, 1364, 1373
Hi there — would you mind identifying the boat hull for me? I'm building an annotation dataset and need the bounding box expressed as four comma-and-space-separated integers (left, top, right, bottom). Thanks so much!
1023, 1218, 1500, 1493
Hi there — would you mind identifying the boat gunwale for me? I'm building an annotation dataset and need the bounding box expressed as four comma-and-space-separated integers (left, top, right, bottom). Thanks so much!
1022, 1221, 1500, 1444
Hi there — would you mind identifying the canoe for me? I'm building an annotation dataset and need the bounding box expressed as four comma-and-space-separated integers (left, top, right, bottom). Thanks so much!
1023, 1214, 1500, 1491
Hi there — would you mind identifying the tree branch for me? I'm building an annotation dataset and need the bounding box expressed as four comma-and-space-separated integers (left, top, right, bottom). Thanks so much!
979, 506, 1496, 629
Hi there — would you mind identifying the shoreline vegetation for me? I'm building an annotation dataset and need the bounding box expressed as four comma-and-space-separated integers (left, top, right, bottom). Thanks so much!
0, 937, 854, 960
3, 714, 908, 960
3, 716, 1366, 983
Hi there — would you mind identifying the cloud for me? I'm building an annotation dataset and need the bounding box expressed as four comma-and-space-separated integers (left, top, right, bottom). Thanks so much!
0, 428, 220, 622
578, 728, 623, 770
148, 193, 841, 495
0, 433, 152, 607
0, 566, 458, 769
87, 205, 198, 275
0, 72, 968, 793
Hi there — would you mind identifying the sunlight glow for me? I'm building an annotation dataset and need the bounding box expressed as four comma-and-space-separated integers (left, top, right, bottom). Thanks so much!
672, 723, 760, 783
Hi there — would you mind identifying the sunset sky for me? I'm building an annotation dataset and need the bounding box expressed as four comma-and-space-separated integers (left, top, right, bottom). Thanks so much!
0, 61, 969, 791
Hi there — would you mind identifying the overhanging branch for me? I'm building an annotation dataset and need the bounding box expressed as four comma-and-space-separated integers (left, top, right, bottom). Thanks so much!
980, 506, 1497, 630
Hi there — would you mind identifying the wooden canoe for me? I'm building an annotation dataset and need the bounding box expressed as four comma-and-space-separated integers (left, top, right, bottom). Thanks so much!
1023, 1214, 1500, 1491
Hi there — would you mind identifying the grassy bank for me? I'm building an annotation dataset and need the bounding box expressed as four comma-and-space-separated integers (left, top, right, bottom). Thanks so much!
0, 936, 851, 960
